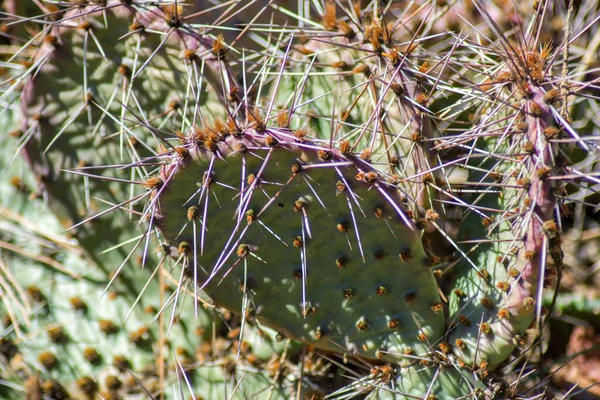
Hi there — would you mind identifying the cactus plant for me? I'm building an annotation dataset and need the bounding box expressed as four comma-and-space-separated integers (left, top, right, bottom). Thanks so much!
16, 3, 225, 270
154, 128, 446, 365
0, 105, 316, 399
2, 0, 599, 399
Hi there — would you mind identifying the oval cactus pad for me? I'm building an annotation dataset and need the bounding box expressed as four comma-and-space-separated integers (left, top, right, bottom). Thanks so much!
154, 127, 445, 364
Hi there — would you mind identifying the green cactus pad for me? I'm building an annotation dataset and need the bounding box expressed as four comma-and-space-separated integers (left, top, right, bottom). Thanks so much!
371, 364, 482, 400
0, 106, 300, 400
7, 1, 596, 398
445, 71, 560, 369
18, 3, 226, 270
152, 126, 445, 364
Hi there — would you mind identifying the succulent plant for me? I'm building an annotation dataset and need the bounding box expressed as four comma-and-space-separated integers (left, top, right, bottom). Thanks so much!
16, 3, 224, 270
2, 0, 599, 399
154, 127, 446, 365
1, 104, 312, 399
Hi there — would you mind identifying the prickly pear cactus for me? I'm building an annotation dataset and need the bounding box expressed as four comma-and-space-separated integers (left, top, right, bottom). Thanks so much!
0, 11, 311, 397
153, 127, 445, 364
17, 3, 226, 270
13, 0, 450, 367
2, 0, 599, 399
0, 117, 310, 399
444, 40, 565, 372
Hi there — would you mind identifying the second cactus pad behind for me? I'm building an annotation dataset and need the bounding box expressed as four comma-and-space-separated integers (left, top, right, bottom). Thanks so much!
154, 126, 445, 364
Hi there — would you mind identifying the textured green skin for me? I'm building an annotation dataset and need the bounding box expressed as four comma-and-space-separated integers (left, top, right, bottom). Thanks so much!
270, 47, 407, 155
446, 178, 535, 368
446, 84, 558, 369
156, 130, 445, 365
5, 3, 305, 398
8, 1, 592, 398
14, 1, 452, 371
0, 112, 296, 400
7, 3, 466, 397
270, 28, 454, 251
6, 2, 486, 397
372, 365, 480, 400
20, 3, 226, 271
1, 24, 296, 398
